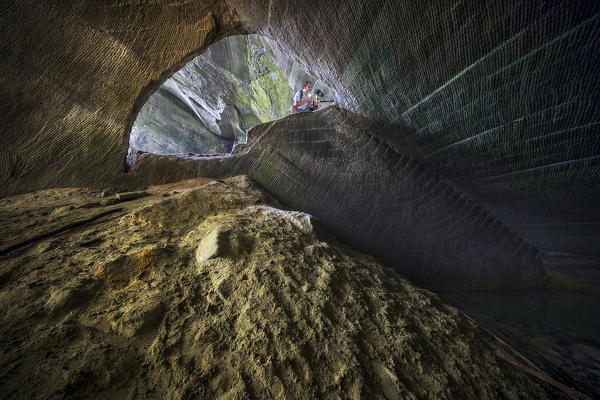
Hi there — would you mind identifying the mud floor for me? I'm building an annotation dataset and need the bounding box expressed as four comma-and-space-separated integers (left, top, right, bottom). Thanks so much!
0, 177, 574, 399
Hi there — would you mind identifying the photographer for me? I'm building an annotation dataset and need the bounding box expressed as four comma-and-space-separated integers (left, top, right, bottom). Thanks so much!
290, 81, 315, 114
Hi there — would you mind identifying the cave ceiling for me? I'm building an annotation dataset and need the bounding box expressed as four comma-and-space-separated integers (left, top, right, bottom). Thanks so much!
1, 0, 599, 289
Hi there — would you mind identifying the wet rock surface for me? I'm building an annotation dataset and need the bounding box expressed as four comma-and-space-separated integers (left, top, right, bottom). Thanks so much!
443, 289, 600, 398
0, 177, 568, 399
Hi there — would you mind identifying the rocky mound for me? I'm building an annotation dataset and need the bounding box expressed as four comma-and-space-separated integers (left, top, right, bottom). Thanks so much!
0, 177, 565, 399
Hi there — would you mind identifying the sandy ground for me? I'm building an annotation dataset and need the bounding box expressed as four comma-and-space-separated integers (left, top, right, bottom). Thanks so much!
0, 177, 573, 399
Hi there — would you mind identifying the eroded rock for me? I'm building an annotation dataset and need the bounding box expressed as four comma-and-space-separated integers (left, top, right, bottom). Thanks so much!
94, 246, 169, 289
115, 191, 148, 201
195, 229, 224, 263
0, 177, 569, 399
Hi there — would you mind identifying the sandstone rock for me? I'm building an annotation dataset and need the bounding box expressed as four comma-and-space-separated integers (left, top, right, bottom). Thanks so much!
94, 246, 168, 289
195, 229, 223, 263
51, 205, 74, 215
0, 178, 577, 399
0, 1, 599, 396
115, 191, 148, 201
77, 201, 101, 209
44, 287, 77, 314
109, 298, 165, 338
100, 198, 119, 206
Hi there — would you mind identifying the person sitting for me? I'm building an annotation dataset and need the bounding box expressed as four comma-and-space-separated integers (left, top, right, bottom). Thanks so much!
290, 81, 315, 114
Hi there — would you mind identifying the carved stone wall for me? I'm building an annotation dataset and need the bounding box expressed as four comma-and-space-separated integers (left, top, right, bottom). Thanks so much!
0, 1, 242, 194
1, 1, 599, 287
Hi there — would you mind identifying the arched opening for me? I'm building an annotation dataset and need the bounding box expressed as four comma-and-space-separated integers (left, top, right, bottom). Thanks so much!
127, 34, 336, 166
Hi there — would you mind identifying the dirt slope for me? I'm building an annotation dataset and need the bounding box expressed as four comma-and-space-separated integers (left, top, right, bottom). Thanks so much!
0, 177, 566, 399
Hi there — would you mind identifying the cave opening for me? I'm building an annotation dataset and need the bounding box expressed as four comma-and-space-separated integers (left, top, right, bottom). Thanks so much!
126, 34, 337, 167
3, 1, 600, 397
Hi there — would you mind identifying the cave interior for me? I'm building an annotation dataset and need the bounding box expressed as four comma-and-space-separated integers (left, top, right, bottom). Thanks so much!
1, 1, 599, 398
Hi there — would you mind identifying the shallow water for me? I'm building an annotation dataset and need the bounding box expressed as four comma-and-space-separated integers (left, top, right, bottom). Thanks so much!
441, 289, 600, 398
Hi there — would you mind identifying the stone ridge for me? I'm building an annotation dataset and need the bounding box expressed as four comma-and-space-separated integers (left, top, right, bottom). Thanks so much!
129, 107, 547, 290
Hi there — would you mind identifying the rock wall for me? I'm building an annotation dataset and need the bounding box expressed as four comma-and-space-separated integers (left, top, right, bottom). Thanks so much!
1, 1, 599, 287
0, 0, 242, 194
224, 0, 600, 276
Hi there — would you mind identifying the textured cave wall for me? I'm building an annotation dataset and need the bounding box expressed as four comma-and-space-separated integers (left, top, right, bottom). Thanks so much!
1, 1, 599, 287
224, 0, 600, 273
126, 107, 547, 290
0, 0, 242, 194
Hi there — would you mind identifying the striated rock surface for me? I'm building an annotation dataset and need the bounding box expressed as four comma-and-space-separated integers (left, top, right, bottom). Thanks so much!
1, 1, 598, 289
128, 107, 548, 291
0, 0, 242, 194
0, 177, 568, 399
224, 0, 600, 279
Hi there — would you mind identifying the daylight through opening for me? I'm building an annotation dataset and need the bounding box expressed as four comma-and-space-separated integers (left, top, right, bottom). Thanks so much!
127, 34, 337, 166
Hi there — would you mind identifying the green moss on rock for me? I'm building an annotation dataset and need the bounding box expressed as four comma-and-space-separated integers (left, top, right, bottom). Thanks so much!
131, 34, 294, 157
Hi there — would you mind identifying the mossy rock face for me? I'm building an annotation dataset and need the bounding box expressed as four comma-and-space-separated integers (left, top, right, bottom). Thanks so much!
130, 34, 296, 158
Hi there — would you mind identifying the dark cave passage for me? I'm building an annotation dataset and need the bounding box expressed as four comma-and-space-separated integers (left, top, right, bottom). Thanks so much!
442, 288, 600, 397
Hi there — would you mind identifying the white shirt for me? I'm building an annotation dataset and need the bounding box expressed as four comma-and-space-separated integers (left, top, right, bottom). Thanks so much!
294, 90, 311, 111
